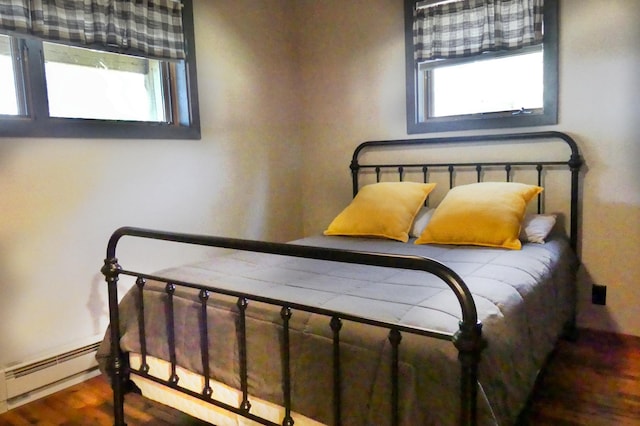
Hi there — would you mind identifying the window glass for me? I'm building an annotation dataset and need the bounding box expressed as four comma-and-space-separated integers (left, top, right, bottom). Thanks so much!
43, 42, 167, 122
425, 49, 543, 118
0, 34, 19, 116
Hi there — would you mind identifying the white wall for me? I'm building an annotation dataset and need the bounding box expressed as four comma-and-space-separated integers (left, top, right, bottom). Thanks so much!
296, 0, 640, 336
0, 1, 304, 368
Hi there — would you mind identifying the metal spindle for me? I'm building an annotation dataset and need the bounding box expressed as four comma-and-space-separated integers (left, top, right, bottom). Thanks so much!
237, 297, 251, 412
280, 307, 294, 426
448, 165, 454, 188
375, 167, 381, 182
536, 164, 543, 213
476, 165, 482, 183
388, 329, 402, 426
505, 164, 512, 182
165, 283, 179, 386
398, 166, 404, 182
136, 277, 149, 373
199, 289, 213, 398
330, 316, 343, 426
422, 166, 429, 206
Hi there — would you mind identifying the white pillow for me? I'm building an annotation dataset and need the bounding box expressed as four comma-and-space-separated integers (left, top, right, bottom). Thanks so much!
519, 214, 557, 243
410, 207, 435, 238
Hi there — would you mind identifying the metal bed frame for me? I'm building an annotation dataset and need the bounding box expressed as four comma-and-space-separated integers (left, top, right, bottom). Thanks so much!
102, 131, 582, 426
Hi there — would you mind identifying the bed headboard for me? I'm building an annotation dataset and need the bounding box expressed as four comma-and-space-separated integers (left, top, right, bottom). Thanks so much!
350, 131, 583, 251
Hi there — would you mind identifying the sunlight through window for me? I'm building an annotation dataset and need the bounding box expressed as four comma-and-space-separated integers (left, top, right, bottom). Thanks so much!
429, 50, 543, 117
43, 43, 166, 122
0, 35, 19, 116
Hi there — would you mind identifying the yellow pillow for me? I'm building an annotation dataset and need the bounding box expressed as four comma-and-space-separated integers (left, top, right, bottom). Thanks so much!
324, 182, 437, 242
415, 182, 543, 250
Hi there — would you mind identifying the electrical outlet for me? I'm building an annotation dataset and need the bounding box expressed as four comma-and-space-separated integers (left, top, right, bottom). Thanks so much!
592, 284, 607, 305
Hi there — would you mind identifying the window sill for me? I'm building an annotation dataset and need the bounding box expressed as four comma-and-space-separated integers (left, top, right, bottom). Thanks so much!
0, 116, 201, 140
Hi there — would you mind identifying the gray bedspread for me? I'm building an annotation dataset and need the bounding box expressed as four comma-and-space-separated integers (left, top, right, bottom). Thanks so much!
97, 234, 577, 425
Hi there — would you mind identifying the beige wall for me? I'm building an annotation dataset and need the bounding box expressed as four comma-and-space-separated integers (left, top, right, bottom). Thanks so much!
297, 0, 640, 336
0, 1, 303, 367
560, 0, 640, 335
1, 0, 639, 368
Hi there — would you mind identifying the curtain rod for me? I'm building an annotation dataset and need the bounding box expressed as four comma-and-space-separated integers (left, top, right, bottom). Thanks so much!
416, 0, 461, 9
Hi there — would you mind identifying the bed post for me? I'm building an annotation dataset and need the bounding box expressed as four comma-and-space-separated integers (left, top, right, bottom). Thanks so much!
102, 257, 127, 426
453, 321, 486, 426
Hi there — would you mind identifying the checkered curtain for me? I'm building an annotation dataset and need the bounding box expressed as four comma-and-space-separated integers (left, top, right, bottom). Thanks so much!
0, 0, 185, 60
0, 0, 30, 33
414, 0, 544, 62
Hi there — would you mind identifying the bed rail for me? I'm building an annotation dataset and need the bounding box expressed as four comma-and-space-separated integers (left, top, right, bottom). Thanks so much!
102, 226, 485, 426
350, 131, 583, 251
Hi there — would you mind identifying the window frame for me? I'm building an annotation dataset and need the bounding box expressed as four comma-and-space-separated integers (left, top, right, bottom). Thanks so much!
404, 0, 559, 134
0, 0, 200, 140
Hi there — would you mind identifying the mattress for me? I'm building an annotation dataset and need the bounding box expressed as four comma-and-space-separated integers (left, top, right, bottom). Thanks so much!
97, 233, 577, 425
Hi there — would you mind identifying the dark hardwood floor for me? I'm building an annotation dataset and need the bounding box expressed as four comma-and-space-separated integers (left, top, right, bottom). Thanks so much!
1, 329, 638, 425
521, 329, 640, 426
0, 377, 209, 426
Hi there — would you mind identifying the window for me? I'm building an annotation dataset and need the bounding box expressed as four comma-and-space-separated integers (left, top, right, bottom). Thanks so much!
0, 34, 24, 116
0, 0, 199, 139
43, 42, 168, 122
404, 0, 558, 133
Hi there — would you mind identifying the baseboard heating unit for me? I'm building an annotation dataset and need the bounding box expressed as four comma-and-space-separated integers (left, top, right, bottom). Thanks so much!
0, 341, 101, 413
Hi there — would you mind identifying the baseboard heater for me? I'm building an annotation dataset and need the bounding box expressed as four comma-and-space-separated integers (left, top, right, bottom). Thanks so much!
0, 341, 101, 413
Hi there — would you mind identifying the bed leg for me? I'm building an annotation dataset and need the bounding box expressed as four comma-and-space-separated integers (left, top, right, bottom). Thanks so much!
103, 257, 127, 426
454, 321, 486, 426
110, 355, 127, 426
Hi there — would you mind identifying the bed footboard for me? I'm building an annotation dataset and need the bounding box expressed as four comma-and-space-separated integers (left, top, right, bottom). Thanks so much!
102, 226, 485, 426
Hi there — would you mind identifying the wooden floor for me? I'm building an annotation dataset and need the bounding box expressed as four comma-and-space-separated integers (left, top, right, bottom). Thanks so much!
0, 376, 209, 426
1, 329, 639, 425
521, 329, 640, 426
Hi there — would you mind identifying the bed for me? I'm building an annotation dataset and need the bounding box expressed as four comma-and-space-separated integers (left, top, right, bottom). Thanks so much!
97, 131, 583, 426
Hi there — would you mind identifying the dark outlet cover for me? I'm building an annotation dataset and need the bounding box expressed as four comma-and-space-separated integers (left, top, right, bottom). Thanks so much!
592, 284, 607, 305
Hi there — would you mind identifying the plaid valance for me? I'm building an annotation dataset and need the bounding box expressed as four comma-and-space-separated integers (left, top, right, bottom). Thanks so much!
414, 0, 544, 62
0, 0, 186, 60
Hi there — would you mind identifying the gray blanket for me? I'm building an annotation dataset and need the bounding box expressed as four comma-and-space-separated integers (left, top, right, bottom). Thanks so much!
97, 234, 577, 425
